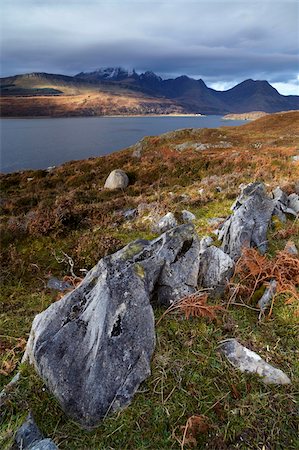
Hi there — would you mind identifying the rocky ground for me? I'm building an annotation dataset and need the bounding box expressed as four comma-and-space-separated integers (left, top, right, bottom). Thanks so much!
0, 111, 299, 449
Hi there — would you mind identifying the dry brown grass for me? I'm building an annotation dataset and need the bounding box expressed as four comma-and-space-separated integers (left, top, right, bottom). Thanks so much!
157, 292, 223, 325
231, 247, 299, 305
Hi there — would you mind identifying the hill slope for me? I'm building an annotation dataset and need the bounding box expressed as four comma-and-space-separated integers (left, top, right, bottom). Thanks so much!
1, 112, 299, 449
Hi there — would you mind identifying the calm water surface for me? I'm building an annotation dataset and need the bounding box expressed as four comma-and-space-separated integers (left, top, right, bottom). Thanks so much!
0, 116, 245, 173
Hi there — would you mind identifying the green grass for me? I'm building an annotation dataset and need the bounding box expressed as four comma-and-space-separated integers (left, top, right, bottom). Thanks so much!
1, 301, 298, 449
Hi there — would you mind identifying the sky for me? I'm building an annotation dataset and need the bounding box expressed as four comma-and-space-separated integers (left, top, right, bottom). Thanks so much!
1, 0, 298, 95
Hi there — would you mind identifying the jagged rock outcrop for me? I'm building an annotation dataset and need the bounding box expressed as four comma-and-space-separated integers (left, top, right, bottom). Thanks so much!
217, 183, 274, 260
24, 225, 200, 428
104, 169, 129, 190
14, 413, 57, 450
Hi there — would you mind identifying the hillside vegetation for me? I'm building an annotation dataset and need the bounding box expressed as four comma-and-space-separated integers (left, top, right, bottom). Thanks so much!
0, 112, 299, 449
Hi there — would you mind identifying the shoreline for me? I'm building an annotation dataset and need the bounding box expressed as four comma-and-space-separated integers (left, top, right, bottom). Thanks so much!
0, 113, 206, 120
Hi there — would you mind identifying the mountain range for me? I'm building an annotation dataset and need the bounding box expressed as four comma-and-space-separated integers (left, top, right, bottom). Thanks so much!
1, 67, 298, 116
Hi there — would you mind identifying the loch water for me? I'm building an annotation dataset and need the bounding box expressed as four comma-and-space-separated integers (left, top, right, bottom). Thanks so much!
0, 115, 246, 173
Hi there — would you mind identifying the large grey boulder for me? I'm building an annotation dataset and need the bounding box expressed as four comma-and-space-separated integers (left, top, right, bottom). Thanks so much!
217, 183, 274, 260
104, 169, 129, 190
198, 244, 234, 296
24, 225, 200, 428
14, 413, 58, 450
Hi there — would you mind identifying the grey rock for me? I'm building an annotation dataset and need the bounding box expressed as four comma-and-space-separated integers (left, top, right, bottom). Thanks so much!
24, 225, 200, 428
258, 279, 277, 316
179, 193, 191, 203
131, 137, 147, 158
46, 277, 72, 292
155, 226, 201, 306
14, 413, 58, 450
199, 236, 213, 253
284, 240, 298, 255
104, 169, 129, 190
272, 187, 288, 204
218, 183, 274, 260
153, 212, 178, 233
132, 148, 142, 158
198, 246, 234, 295
291, 155, 299, 162
181, 210, 196, 223
30, 440, 58, 450
46, 166, 56, 173
272, 188, 298, 219
174, 141, 232, 151
219, 339, 291, 385
122, 208, 137, 220
174, 142, 209, 152
272, 206, 287, 223
288, 193, 299, 215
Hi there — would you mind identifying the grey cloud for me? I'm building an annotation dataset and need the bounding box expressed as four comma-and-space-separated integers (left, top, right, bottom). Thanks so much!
1, 0, 298, 94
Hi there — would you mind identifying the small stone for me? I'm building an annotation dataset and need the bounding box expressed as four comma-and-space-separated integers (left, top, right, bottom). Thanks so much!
179, 194, 191, 203
104, 169, 129, 190
123, 208, 137, 220
153, 212, 178, 233
47, 277, 72, 292
46, 166, 56, 172
14, 413, 58, 450
284, 240, 298, 255
181, 210, 196, 223
258, 279, 277, 315
219, 339, 291, 385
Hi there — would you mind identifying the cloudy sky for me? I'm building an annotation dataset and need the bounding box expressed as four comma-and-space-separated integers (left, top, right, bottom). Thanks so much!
1, 0, 298, 94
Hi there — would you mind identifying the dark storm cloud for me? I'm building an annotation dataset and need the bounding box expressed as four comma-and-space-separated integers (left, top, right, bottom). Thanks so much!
1, 0, 298, 94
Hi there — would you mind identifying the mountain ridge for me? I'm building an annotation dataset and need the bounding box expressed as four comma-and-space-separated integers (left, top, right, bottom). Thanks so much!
1, 68, 298, 116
